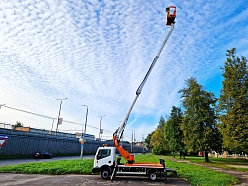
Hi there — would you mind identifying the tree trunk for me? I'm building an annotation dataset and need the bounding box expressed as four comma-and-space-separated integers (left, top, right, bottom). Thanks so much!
204, 151, 210, 162
180, 151, 182, 159
173, 151, 175, 158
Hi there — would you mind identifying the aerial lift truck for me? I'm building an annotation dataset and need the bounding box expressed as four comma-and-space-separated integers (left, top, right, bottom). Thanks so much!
92, 6, 177, 182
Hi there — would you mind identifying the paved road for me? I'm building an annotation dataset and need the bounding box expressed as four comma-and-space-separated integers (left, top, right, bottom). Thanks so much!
0, 173, 190, 186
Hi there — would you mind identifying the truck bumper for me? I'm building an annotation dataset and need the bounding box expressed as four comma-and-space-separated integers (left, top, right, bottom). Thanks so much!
92, 167, 100, 173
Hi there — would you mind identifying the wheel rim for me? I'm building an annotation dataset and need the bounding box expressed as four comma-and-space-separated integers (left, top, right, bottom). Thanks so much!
102, 171, 109, 178
149, 172, 156, 181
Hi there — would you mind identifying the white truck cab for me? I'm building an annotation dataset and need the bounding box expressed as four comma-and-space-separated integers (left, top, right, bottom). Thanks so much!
92, 146, 116, 179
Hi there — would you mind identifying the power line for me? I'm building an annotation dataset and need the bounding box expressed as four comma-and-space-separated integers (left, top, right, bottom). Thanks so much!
1, 104, 114, 133
2, 105, 55, 119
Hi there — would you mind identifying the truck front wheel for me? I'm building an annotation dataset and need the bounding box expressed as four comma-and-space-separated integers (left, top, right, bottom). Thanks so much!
101, 168, 110, 179
148, 170, 157, 181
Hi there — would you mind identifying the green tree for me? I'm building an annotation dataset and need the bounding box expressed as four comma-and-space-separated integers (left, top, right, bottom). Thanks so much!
151, 117, 170, 155
144, 132, 154, 150
219, 48, 248, 153
164, 106, 186, 158
179, 77, 222, 162
12, 121, 23, 130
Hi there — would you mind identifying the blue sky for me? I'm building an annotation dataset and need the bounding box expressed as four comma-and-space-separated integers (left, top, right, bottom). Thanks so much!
0, 0, 247, 142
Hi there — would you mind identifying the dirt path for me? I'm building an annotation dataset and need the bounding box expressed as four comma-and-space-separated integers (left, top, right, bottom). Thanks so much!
168, 158, 248, 186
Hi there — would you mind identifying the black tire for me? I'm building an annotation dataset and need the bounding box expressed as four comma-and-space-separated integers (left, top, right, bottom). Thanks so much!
101, 168, 110, 179
148, 170, 157, 181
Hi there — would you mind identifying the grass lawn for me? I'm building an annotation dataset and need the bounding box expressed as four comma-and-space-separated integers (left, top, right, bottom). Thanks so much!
172, 155, 248, 172
0, 154, 241, 186
137, 154, 240, 186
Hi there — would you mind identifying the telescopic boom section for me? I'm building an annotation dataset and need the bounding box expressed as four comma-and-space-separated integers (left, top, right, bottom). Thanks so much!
113, 6, 176, 164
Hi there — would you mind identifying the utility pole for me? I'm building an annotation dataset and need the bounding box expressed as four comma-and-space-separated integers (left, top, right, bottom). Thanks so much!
130, 129, 135, 153
131, 132, 133, 153
56, 98, 67, 134
142, 134, 145, 153
98, 115, 105, 140
80, 105, 88, 161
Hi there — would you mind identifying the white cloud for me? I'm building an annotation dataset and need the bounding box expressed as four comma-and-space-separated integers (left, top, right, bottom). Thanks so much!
0, 0, 247, 141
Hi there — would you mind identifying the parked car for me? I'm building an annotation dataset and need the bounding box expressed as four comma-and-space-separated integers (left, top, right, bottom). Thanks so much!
33, 152, 52, 159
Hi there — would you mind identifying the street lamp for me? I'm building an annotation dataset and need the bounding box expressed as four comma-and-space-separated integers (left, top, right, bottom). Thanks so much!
80, 105, 88, 160
56, 98, 67, 134
130, 129, 136, 153
98, 115, 105, 140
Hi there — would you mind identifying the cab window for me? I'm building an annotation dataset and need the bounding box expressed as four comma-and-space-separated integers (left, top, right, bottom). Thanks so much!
97, 149, 111, 160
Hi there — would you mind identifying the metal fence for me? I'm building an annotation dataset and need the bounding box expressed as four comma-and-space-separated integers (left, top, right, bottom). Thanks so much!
0, 123, 95, 140
0, 123, 12, 129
